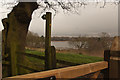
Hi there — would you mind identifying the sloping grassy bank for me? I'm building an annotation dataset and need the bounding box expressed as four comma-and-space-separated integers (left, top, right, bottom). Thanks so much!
26, 49, 103, 64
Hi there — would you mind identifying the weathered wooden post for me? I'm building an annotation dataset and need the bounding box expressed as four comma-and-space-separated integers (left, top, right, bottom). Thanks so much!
2, 18, 18, 76
109, 37, 120, 79
109, 51, 120, 79
2, 30, 6, 59
103, 50, 110, 80
42, 12, 56, 70
51, 46, 57, 69
45, 12, 52, 70
103, 37, 120, 80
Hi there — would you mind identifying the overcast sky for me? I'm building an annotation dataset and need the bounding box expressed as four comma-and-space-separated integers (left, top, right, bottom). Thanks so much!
0, 2, 118, 37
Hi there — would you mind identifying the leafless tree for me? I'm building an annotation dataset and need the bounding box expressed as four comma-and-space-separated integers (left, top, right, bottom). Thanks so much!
69, 32, 113, 55
26, 31, 45, 48
69, 36, 88, 54
1, 0, 119, 15
98, 32, 113, 50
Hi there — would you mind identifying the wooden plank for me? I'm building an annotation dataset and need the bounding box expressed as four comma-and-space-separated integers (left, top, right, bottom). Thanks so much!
17, 64, 40, 72
21, 53, 45, 60
2, 61, 41, 72
89, 71, 100, 80
3, 61, 108, 79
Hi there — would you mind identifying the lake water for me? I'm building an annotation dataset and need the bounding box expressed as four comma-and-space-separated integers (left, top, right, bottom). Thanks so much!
51, 41, 74, 49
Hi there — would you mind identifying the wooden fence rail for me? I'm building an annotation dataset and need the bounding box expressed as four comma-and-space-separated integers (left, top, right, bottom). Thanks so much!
21, 52, 81, 66
3, 61, 108, 80
3, 52, 81, 73
2, 61, 42, 72
3, 50, 120, 80
3, 52, 81, 67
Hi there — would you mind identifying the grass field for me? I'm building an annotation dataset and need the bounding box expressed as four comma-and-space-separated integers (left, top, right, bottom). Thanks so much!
2, 49, 104, 76
26, 49, 103, 65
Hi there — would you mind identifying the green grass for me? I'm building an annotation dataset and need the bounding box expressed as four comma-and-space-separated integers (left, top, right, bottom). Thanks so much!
26, 49, 103, 64
25, 50, 45, 65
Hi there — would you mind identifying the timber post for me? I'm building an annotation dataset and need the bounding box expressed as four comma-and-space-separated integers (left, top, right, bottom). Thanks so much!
42, 12, 56, 70
51, 46, 57, 69
2, 18, 18, 76
104, 50, 120, 79
2, 30, 5, 59
109, 51, 120, 79
103, 50, 110, 80
109, 36, 120, 79
103, 37, 120, 80
45, 12, 52, 70
104, 50, 120, 80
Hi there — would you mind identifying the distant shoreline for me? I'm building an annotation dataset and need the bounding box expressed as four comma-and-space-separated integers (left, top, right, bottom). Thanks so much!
51, 41, 69, 42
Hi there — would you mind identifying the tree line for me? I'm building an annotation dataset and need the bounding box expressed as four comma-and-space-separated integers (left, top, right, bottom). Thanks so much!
26, 32, 114, 52
26, 31, 45, 48
68, 32, 114, 54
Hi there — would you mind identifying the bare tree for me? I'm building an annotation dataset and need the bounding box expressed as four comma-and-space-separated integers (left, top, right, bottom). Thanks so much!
26, 31, 45, 48
69, 32, 113, 55
96, 32, 113, 50
1, 0, 88, 77
69, 36, 88, 54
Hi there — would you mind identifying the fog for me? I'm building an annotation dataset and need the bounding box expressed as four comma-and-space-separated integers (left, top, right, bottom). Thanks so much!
0, 2, 118, 37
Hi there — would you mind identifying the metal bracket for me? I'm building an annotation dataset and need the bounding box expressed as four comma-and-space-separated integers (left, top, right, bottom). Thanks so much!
41, 14, 46, 20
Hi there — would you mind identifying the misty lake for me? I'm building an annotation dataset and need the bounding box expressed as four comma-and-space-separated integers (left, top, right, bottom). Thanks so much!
51, 41, 74, 49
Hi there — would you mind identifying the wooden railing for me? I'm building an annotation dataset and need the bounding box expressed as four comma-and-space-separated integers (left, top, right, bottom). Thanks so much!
3, 61, 108, 80
3, 50, 120, 80
2, 52, 81, 73
21, 52, 81, 66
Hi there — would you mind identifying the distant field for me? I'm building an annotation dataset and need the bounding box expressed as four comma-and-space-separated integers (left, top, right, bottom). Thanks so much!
26, 49, 103, 65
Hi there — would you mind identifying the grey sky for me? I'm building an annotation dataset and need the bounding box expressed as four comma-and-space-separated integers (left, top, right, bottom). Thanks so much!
0, 3, 118, 37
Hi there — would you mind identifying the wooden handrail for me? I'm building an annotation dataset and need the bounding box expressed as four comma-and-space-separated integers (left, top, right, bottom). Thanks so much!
3, 61, 108, 80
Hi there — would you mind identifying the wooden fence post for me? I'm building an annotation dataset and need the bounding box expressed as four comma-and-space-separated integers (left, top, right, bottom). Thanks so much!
2, 30, 5, 58
44, 12, 52, 70
2, 18, 18, 76
42, 12, 56, 70
51, 46, 56, 69
103, 50, 110, 80
104, 50, 120, 80
109, 51, 120, 79
108, 36, 120, 79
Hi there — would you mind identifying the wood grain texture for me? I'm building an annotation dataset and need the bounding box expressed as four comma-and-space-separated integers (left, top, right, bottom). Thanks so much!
3, 61, 108, 79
